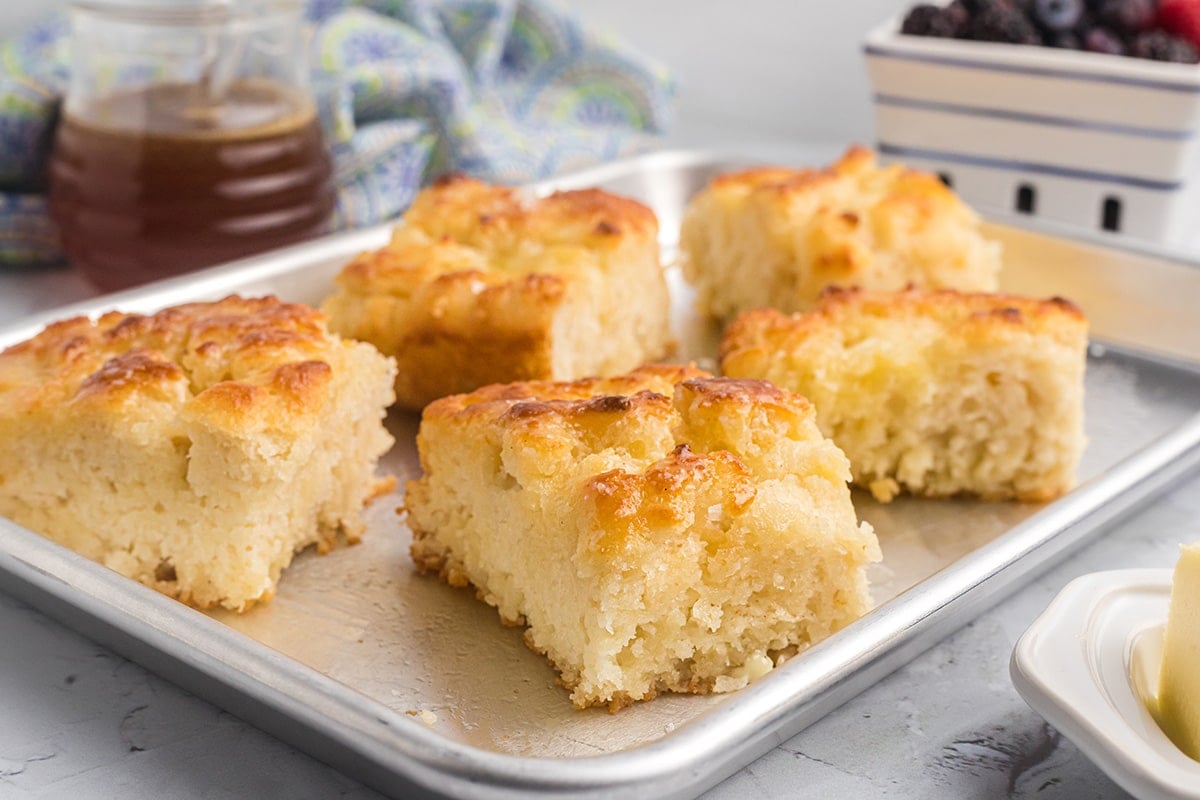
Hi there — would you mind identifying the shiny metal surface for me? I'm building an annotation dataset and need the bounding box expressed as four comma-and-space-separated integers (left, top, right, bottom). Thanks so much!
1, 150, 1199, 799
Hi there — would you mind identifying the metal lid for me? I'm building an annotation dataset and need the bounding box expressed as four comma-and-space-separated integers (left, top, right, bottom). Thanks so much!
74, 0, 233, 9
70, 0, 296, 23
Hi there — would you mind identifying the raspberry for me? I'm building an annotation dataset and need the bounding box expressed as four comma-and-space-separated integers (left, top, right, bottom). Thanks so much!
1159, 0, 1200, 50
1130, 28, 1200, 60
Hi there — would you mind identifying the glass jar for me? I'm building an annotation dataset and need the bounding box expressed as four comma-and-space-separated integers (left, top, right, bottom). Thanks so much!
48, 0, 335, 291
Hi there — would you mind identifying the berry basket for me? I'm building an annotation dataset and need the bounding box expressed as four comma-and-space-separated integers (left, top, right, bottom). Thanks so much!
863, 13, 1200, 247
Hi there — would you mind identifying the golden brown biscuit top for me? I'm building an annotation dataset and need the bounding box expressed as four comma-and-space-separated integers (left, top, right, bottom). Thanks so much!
0, 295, 344, 431
721, 287, 1088, 364
583, 444, 758, 557
335, 175, 659, 295
818, 285, 1081, 322
409, 174, 657, 244
421, 363, 817, 437
423, 364, 707, 421
709, 145, 958, 212
413, 363, 845, 561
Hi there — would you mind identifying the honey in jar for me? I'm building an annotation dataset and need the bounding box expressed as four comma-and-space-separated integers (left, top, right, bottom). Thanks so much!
48, 1, 333, 291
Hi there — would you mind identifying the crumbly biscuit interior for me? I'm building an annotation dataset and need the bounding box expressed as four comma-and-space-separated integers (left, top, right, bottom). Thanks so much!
407, 367, 879, 709
721, 291, 1087, 502
0, 297, 396, 611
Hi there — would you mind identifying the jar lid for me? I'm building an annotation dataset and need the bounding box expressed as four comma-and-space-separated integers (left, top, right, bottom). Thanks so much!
74, 0, 233, 9
76, 0, 310, 6
72, 0, 298, 23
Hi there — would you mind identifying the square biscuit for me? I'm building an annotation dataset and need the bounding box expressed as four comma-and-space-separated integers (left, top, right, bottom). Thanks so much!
720, 287, 1088, 502
0, 296, 396, 611
679, 146, 1002, 320
405, 364, 880, 710
322, 175, 673, 411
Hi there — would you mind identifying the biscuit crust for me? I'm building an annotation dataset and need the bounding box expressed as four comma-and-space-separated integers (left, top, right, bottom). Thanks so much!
679, 146, 1002, 320
406, 364, 879, 709
0, 295, 396, 611
720, 287, 1088, 502
323, 175, 673, 410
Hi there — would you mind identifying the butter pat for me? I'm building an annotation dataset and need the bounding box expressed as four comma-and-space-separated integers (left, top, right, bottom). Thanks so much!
1157, 543, 1200, 761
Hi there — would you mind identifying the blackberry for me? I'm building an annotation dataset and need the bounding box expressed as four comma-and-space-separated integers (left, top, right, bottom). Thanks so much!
961, 0, 1016, 12
961, 5, 1045, 43
1082, 25, 1128, 53
1033, 0, 1085, 30
1130, 29, 1200, 61
901, 4, 965, 36
1046, 29, 1084, 46
1095, 0, 1158, 33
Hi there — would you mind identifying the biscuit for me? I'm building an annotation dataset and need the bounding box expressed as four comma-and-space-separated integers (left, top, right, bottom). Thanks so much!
720, 287, 1087, 502
405, 364, 880, 710
679, 146, 1002, 320
0, 296, 396, 611
322, 175, 673, 410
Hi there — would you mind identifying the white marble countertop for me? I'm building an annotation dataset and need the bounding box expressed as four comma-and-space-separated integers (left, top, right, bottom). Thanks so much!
1, 193, 1197, 800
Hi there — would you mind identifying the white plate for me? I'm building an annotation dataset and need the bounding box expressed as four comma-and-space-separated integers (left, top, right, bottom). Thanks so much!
1011, 569, 1200, 799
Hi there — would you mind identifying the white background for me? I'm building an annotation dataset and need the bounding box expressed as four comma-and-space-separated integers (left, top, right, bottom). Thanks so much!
0, 0, 911, 144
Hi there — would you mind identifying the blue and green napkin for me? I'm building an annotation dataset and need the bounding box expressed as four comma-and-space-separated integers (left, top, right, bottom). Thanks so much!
0, 0, 676, 267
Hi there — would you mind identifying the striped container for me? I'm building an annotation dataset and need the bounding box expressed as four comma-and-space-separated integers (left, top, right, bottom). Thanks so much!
864, 17, 1200, 246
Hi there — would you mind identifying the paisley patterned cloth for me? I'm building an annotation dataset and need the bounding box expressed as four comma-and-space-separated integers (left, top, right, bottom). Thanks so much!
0, 0, 675, 267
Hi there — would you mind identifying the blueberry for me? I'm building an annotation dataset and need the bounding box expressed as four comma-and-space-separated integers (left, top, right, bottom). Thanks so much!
1033, 0, 1085, 31
1083, 25, 1128, 54
946, 0, 970, 27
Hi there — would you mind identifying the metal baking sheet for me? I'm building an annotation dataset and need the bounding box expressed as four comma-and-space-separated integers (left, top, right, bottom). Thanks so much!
2, 150, 1199, 799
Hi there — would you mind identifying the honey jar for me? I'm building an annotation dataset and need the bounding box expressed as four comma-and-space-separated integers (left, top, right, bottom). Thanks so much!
48, 0, 334, 291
